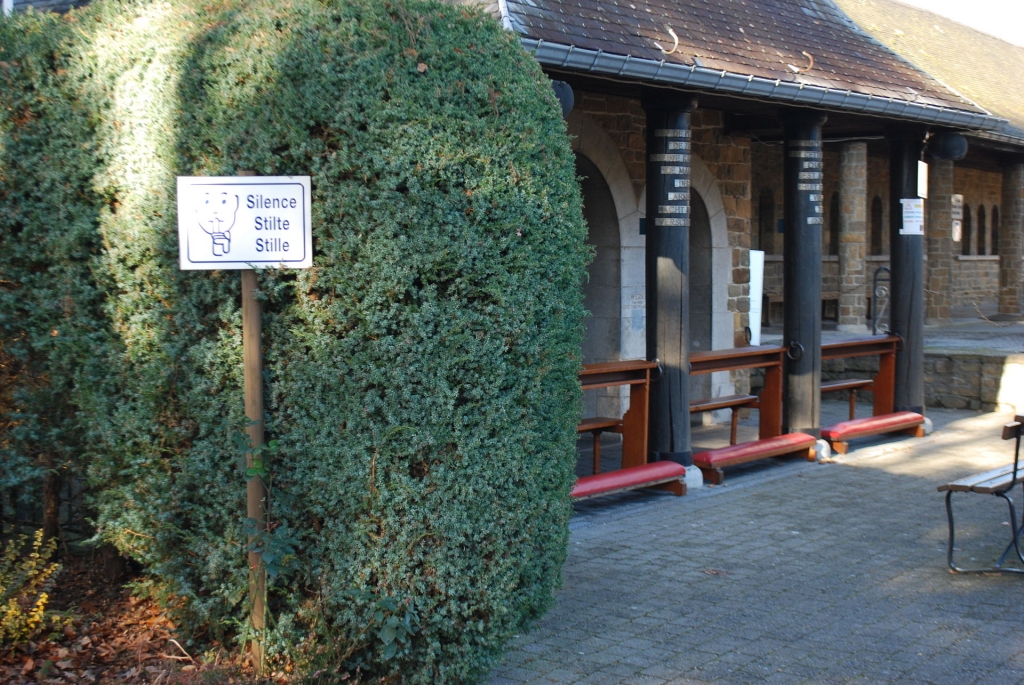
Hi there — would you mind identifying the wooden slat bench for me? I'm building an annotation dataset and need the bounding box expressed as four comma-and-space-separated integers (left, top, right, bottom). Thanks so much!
689, 394, 758, 445
937, 419, 1024, 573
577, 416, 623, 475
821, 378, 873, 421
821, 411, 925, 455
692, 432, 817, 485
571, 461, 686, 500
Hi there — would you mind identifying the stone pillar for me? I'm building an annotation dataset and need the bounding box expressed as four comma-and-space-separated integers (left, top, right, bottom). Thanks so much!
782, 110, 827, 436
838, 142, 868, 333
888, 128, 927, 414
643, 97, 698, 465
925, 159, 955, 324
999, 163, 1024, 316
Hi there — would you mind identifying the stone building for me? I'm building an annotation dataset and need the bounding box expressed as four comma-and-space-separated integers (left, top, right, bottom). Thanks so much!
473, 0, 1016, 461
833, 0, 1024, 323
8, 0, 1023, 456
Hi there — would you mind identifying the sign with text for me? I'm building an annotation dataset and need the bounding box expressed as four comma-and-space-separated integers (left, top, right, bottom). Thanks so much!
177, 176, 312, 270
900, 198, 924, 235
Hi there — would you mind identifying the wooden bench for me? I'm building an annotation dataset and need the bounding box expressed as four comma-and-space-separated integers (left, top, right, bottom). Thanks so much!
821, 411, 924, 454
571, 461, 686, 500
689, 394, 758, 445
937, 419, 1024, 574
821, 378, 873, 420
692, 432, 817, 485
577, 416, 623, 475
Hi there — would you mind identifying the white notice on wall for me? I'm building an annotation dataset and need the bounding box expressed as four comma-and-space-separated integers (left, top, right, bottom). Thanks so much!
917, 160, 929, 199
177, 176, 312, 270
900, 198, 925, 236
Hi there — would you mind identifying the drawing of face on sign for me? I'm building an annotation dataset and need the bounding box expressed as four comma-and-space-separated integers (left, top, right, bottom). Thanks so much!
196, 191, 239, 256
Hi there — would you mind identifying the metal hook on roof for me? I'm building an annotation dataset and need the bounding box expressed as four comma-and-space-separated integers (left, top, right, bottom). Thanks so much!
654, 25, 680, 56
787, 51, 815, 74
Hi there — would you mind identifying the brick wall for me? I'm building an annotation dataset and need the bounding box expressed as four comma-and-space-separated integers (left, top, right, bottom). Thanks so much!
952, 257, 1000, 308
575, 92, 647, 201
690, 109, 752, 345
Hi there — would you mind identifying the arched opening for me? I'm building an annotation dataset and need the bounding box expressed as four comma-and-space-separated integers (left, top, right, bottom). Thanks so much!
962, 205, 973, 256
992, 206, 1000, 255
978, 205, 987, 256
688, 190, 713, 409
576, 152, 621, 421
757, 189, 775, 255
870, 196, 884, 256
827, 192, 840, 256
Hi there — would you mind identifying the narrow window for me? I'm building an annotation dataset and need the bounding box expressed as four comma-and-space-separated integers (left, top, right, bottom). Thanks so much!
992, 206, 1000, 255
870, 196, 884, 256
978, 205, 987, 255
962, 205, 972, 256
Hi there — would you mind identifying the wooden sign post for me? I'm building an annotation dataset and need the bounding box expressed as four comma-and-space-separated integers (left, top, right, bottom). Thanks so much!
177, 173, 312, 672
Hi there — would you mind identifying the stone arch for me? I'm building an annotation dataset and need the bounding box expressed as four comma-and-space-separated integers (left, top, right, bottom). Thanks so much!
642, 154, 734, 404
566, 111, 644, 417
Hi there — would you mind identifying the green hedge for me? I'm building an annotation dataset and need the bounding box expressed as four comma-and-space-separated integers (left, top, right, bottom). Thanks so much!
0, 0, 588, 681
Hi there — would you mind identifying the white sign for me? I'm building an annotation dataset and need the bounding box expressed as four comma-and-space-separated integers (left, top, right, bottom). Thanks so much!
177, 176, 312, 270
951, 194, 963, 221
900, 198, 924, 236
917, 160, 929, 199
952, 220, 963, 243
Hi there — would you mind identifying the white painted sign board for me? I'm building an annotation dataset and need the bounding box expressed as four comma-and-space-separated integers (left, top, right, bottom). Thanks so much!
900, 198, 924, 235
177, 176, 312, 270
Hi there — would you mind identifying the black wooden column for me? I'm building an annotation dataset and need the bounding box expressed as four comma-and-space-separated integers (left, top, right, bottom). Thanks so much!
643, 96, 697, 465
782, 110, 827, 436
888, 128, 927, 413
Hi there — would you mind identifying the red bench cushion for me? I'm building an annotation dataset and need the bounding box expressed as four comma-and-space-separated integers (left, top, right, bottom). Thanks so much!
693, 432, 817, 469
821, 411, 924, 441
571, 461, 686, 499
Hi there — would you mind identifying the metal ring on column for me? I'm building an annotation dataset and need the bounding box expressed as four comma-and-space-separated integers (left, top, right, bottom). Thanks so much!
744, 326, 752, 345
650, 358, 664, 382
894, 333, 905, 351
786, 340, 805, 362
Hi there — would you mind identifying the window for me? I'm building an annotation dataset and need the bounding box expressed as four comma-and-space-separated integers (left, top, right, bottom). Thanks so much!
870, 196, 884, 256
758, 189, 775, 254
961, 205, 972, 255
978, 205, 987, 255
991, 206, 1000, 255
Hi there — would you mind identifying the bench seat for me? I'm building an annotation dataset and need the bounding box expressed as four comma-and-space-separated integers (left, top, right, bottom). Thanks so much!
821, 378, 873, 420
692, 432, 817, 484
821, 411, 925, 454
938, 463, 1024, 494
939, 419, 1024, 574
577, 416, 623, 475
689, 394, 758, 445
571, 461, 686, 500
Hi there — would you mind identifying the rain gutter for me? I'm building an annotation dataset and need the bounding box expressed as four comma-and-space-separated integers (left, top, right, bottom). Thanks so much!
521, 38, 1007, 132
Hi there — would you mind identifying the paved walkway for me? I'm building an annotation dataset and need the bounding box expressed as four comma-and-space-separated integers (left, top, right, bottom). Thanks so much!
490, 404, 1024, 684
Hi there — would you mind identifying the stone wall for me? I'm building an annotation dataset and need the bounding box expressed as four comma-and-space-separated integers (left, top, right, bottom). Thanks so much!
818, 351, 1024, 413
952, 257, 1000, 308
690, 109, 752, 347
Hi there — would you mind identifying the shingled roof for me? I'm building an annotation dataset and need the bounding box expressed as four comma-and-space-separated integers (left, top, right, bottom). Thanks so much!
833, 0, 1024, 142
484, 0, 1004, 129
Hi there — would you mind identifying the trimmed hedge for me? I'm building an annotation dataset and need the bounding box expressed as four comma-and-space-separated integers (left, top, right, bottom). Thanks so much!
0, 0, 588, 681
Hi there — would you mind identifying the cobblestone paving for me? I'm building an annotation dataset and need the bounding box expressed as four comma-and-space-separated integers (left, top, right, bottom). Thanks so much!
490, 405, 1024, 684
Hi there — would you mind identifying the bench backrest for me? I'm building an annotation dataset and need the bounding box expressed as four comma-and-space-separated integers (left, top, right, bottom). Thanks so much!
1001, 416, 1024, 492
